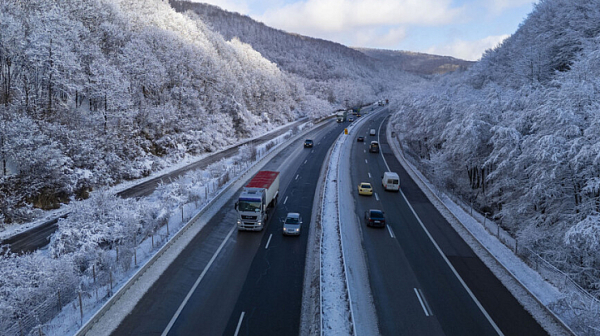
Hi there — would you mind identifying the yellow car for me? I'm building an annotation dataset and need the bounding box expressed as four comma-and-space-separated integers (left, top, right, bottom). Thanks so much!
358, 182, 373, 196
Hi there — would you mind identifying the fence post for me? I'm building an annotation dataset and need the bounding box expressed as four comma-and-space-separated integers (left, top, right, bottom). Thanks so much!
58, 288, 62, 311
152, 234, 154, 249
79, 291, 83, 326
167, 221, 170, 236
181, 205, 184, 222
93, 264, 96, 284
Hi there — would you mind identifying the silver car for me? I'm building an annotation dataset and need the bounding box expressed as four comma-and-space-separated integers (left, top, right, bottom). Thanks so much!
283, 212, 302, 236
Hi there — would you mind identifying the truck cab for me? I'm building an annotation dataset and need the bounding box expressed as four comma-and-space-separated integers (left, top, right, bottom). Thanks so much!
236, 171, 280, 231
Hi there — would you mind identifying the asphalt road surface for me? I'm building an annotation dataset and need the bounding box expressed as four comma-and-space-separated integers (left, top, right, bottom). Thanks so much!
112, 118, 347, 335
350, 112, 547, 335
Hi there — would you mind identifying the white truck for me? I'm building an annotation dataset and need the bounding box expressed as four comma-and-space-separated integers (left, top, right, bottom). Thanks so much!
235, 170, 280, 231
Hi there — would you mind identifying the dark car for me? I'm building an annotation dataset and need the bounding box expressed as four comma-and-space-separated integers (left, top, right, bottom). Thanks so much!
365, 209, 386, 228
304, 139, 313, 148
357, 136, 364, 142
369, 141, 379, 153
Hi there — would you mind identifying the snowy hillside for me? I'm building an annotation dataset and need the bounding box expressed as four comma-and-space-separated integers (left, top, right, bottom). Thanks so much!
168, 1, 422, 106
0, 0, 384, 225
354, 48, 474, 75
389, 0, 600, 299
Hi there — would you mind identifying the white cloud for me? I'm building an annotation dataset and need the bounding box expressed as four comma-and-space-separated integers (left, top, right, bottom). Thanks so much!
257, 0, 463, 35
426, 34, 509, 61
354, 27, 407, 48
486, 0, 537, 13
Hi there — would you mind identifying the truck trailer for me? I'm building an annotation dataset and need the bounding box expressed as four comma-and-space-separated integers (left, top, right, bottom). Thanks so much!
235, 170, 280, 231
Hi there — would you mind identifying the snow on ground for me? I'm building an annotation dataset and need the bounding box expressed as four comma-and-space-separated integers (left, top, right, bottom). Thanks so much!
319, 105, 382, 335
319, 128, 353, 335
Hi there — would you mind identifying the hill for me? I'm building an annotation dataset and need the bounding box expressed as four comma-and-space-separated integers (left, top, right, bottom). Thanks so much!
355, 48, 474, 75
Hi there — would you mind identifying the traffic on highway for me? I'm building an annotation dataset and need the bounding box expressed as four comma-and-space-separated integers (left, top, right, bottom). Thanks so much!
84, 103, 548, 336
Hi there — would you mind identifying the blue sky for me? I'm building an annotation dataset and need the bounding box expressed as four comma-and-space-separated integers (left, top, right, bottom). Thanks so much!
192, 0, 537, 61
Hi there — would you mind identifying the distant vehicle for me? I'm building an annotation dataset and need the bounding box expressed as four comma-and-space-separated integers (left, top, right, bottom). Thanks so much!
382, 172, 400, 191
358, 182, 373, 196
304, 139, 313, 148
369, 129, 376, 136
357, 136, 364, 142
235, 171, 280, 231
283, 212, 302, 236
369, 141, 379, 153
365, 209, 386, 228
348, 116, 354, 122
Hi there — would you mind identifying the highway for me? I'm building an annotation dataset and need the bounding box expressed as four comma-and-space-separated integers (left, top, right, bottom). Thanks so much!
349, 112, 547, 335
108, 106, 547, 336
112, 118, 346, 335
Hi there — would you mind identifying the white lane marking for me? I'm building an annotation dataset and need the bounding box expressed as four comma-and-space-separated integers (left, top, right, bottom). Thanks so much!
399, 189, 503, 333
311, 150, 315, 153
368, 172, 371, 178
265, 234, 273, 249
284, 196, 288, 204
162, 225, 236, 336
419, 288, 433, 316
234, 312, 245, 336
364, 149, 366, 153
304, 160, 307, 164
414, 288, 430, 316
386, 224, 395, 238
376, 117, 391, 172
374, 193, 379, 201
365, 159, 368, 164
295, 174, 299, 180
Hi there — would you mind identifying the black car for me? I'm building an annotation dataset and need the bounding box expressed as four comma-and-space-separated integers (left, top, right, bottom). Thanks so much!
357, 136, 364, 142
304, 139, 313, 148
369, 141, 379, 153
365, 209, 386, 228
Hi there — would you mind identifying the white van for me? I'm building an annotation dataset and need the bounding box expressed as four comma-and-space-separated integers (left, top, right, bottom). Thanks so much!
369, 129, 376, 136
382, 172, 400, 191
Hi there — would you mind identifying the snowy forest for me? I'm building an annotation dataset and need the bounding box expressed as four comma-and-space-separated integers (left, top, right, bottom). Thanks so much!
390, 0, 600, 297
0, 0, 420, 226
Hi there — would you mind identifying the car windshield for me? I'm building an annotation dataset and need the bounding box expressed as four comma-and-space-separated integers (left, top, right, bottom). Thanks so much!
361, 184, 371, 188
305, 140, 312, 143
370, 210, 384, 219
238, 199, 262, 212
285, 217, 299, 224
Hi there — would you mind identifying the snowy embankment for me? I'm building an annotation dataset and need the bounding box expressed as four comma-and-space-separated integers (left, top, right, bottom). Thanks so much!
318, 105, 382, 335
385, 125, 581, 335
319, 131, 354, 335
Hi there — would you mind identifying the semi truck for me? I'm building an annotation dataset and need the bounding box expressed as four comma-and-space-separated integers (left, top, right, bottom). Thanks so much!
235, 170, 280, 231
